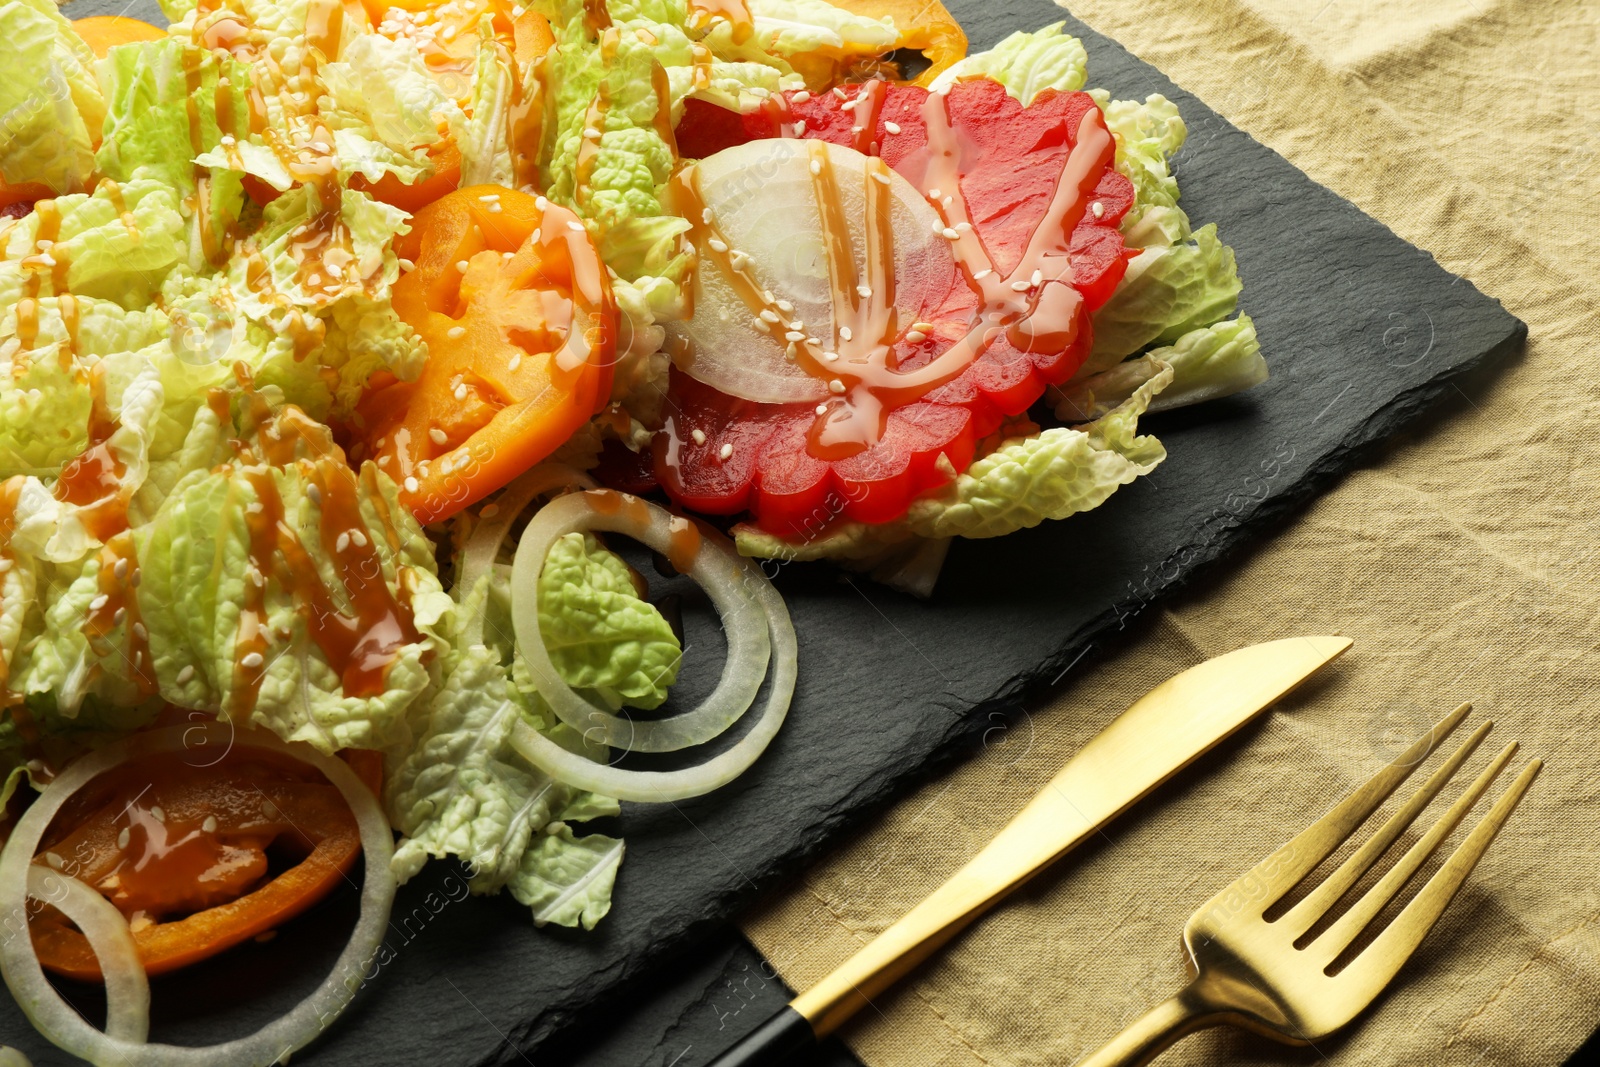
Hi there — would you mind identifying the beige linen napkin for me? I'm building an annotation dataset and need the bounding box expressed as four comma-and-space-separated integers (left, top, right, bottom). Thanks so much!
740, 1, 1600, 1064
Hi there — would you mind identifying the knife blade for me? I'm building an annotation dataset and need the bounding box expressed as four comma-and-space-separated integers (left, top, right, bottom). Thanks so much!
706, 635, 1352, 1067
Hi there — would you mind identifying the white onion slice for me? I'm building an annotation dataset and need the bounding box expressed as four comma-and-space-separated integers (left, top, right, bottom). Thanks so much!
511, 489, 771, 753
458, 462, 596, 647
509, 490, 797, 800
667, 138, 951, 404
0, 724, 396, 1067
24, 867, 148, 1043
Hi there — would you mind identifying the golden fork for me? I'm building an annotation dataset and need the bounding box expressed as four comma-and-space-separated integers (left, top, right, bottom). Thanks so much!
1080, 702, 1541, 1066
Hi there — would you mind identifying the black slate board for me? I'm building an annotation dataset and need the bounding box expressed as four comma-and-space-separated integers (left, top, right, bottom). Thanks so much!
8, 1, 1525, 1064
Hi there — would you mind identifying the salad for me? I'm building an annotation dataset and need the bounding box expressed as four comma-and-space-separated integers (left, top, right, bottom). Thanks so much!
0, 0, 1265, 1062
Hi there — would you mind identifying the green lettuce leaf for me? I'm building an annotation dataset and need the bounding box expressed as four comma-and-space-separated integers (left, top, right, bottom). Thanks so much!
1057, 315, 1266, 421
459, 17, 516, 189
535, 532, 681, 710
1, 172, 188, 310
1087, 223, 1242, 372
129, 397, 448, 752
929, 21, 1087, 104
0, 0, 106, 193
736, 364, 1173, 558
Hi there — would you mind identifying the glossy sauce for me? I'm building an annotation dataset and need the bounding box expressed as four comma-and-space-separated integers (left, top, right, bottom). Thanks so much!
15, 199, 65, 353
54, 363, 132, 544
688, 0, 754, 44
574, 84, 612, 195
665, 515, 702, 574
84, 533, 157, 698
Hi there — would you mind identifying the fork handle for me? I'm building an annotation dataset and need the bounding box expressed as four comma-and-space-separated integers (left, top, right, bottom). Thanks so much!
1077, 988, 1218, 1067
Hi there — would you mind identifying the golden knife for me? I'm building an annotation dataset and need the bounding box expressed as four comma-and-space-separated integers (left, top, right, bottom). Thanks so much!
706, 635, 1353, 1066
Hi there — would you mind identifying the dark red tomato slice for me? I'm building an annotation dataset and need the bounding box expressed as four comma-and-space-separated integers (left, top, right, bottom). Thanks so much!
661, 79, 1133, 540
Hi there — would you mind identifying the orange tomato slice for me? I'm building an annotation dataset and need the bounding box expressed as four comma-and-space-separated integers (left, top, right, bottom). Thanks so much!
70, 15, 167, 59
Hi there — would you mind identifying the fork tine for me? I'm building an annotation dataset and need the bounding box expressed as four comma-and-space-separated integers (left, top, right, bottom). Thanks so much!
1308, 740, 1518, 964
1279, 718, 1494, 940
1250, 703, 1472, 905
1336, 759, 1541, 990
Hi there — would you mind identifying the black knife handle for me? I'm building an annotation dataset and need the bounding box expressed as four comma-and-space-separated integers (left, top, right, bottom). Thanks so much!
705, 1005, 817, 1067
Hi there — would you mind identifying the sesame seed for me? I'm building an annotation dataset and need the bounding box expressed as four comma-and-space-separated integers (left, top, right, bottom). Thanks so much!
1011, 279, 1032, 291
840, 326, 853, 341
822, 350, 839, 361
828, 379, 846, 395
928, 188, 941, 199
404, 476, 420, 492
151, 806, 166, 823
942, 227, 960, 240
352, 531, 368, 547
429, 428, 448, 445
913, 321, 934, 332
840, 97, 858, 111
1091, 201, 1105, 218
708, 237, 729, 253
702, 207, 715, 224
567, 220, 585, 232
776, 299, 795, 313
857, 285, 872, 298
90, 594, 109, 612
974, 268, 993, 279
454, 383, 469, 400
117, 828, 131, 850
446, 326, 466, 339
792, 91, 811, 103
833, 86, 848, 100
691, 428, 707, 445
307, 484, 323, 505
456, 260, 470, 272
114, 558, 130, 580
850, 125, 864, 135
177, 665, 196, 684
203, 816, 219, 833
718, 443, 734, 460
794, 120, 807, 135
536, 196, 551, 210
760, 309, 782, 324
870, 171, 891, 185
884, 120, 902, 134
45, 852, 63, 870
508, 353, 522, 371
906, 330, 926, 343
241, 652, 265, 670
481, 504, 501, 518
399, 258, 416, 271
583, 126, 602, 140
487, 203, 502, 213
336, 531, 350, 552
1031, 269, 1043, 286
788, 319, 805, 330
503, 251, 515, 260
956, 221, 972, 231
805, 336, 820, 346
810, 159, 822, 175
932, 220, 946, 235
785, 330, 807, 342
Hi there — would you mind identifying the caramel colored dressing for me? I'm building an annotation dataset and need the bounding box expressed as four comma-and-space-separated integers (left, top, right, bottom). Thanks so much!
100, 179, 141, 242
507, 52, 549, 190
678, 91, 1113, 458
582, 0, 613, 33
15, 199, 65, 353
585, 488, 653, 530
665, 516, 702, 574
690, 41, 714, 91
85, 533, 157, 698
650, 60, 679, 159
227, 379, 424, 715
201, 16, 253, 54
0, 478, 34, 742
304, 0, 347, 60
688, 0, 753, 44
54, 363, 132, 544
575, 84, 612, 195
848, 80, 886, 157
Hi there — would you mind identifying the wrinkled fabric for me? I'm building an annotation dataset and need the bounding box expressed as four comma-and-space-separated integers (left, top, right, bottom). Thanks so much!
742, 1, 1600, 1064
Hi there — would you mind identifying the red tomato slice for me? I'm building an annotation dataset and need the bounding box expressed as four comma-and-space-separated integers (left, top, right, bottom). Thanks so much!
659, 79, 1133, 539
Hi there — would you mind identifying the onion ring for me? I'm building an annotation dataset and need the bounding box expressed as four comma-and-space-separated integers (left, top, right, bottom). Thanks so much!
510, 490, 797, 800
24, 867, 148, 1043
457, 463, 595, 648
0, 724, 396, 1067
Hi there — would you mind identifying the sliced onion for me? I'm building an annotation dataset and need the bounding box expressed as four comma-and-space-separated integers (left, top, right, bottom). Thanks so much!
0, 724, 396, 1067
457, 462, 595, 647
511, 489, 771, 753
667, 138, 951, 404
25, 867, 148, 1042
509, 490, 797, 800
